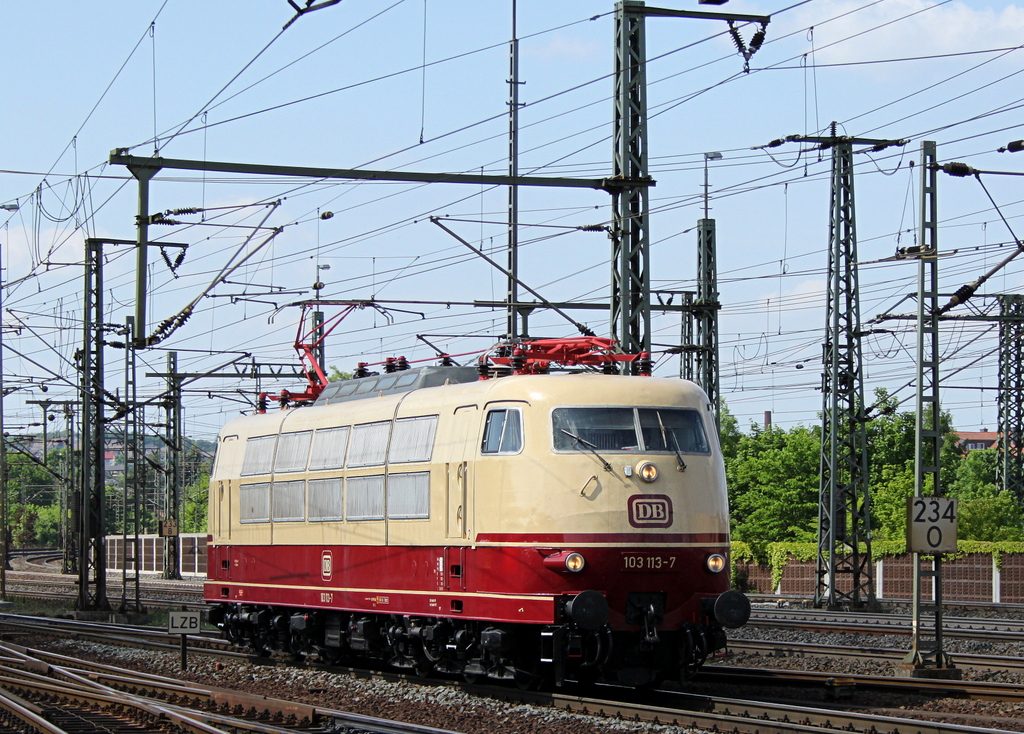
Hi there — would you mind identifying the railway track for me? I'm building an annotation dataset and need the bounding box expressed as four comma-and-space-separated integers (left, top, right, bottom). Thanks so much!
2, 613, 1024, 734
749, 606, 1024, 640
727, 638, 1024, 673
0, 639, 464, 734
5, 612, 1020, 703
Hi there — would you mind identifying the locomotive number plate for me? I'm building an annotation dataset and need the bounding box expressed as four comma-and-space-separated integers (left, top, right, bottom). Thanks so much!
622, 553, 677, 572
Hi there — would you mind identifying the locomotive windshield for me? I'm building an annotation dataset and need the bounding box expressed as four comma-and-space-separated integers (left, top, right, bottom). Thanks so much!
552, 407, 709, 454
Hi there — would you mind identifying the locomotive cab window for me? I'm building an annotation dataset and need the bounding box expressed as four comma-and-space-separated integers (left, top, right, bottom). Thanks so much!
552, 408, 638, 451
637, 408, 710, 454
481, 408, 523, 454
552, 407, 709, 454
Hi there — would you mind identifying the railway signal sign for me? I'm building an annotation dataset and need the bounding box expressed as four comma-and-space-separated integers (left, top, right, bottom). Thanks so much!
168, 610, 202, 671
907, 497, 958, 554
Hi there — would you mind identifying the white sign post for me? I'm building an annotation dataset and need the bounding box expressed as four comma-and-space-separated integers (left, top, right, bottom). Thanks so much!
907, 497, 958, 554
168, 610, 202, 671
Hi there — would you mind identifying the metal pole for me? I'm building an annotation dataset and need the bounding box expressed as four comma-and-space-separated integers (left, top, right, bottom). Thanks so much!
127, 164, 158, 349
78, 238, 110, 612
900, 140, 957, 678
507, 0, 521, 340
62, 404, 76, 574
611, 1, 652, 364
0, 239, 6, 600
163, 351, 182, 580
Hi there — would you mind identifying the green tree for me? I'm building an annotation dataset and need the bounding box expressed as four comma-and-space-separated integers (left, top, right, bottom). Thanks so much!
718, 401, 741, 463
944, 448, 1024, 541
182, 473, 209, 533
328, 366, 353, 381
31, 504, 63, 546
868, 464, 917, 541
5, 457, 60, 506
726, 424, 821, 546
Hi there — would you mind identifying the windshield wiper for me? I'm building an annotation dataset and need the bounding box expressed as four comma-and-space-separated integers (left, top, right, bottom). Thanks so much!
560, 429, 613, 473
656, 411, 687, 472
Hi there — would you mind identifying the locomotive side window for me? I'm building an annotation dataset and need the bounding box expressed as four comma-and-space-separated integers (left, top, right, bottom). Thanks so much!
274, 431, 312, 473
239, 482, 271, 523
354, 378, 379, 394
375, 375, 400, 391
552, 407, 709, 453
322, 381, 358, 403
241, 435, 277, 476
346, 475, 385, 520
309, 426, 350, 470
394, 372, 419, 388
388, 415, 439, 463
481, 409, 523, 454
387, 472, 430, 519
308, 478, 344, 521
273, 480, 305, 522
637, 408, 710, 454
348, 421, 391, 467
552, 408, 638, 451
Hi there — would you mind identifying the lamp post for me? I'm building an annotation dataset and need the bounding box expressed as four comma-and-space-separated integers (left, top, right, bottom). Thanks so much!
703, 151, 723, 219
0, 203, 15, 599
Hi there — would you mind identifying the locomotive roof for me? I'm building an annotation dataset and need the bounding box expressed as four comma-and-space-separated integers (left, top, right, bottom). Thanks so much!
221, 369, 711, 440
312, 365, 480, 406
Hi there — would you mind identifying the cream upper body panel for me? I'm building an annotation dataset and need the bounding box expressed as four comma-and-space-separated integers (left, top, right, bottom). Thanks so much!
210, 372, 729, 546
471, 374, 728, 541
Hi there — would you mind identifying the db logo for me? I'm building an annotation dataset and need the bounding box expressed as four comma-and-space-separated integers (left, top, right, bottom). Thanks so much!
321, 550, 333, 581
628, 495, 673, 528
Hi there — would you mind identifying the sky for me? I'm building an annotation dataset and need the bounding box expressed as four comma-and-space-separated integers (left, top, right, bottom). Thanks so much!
2, 0, 1024, 445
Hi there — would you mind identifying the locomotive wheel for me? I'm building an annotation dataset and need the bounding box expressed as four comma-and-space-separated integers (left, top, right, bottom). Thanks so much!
413, 654, 433, 678
317, 646, 342, 665
288, 632, 306, 662
514, 665, 544, 690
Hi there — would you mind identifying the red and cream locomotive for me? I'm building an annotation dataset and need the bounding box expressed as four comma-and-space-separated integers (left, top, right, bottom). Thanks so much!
205, 337, 749, 687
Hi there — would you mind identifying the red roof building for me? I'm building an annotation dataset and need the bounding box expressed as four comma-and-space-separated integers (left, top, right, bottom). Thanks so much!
956, 430, 999, 452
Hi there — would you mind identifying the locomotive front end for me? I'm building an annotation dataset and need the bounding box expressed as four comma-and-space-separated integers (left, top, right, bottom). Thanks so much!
476, 374, 749, 687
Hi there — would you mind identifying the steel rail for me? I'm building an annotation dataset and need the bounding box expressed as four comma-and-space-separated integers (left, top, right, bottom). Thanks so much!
726, 639, 1024, 673
0, 669, 222, 734
0, 685, 67, 734
0, 641, 464, 734
697, 665, 1024, 701
750, 594, 1024, 615
483, 684, 1020, 734
750, 609, 1024, 640
2, 614, 1021, 734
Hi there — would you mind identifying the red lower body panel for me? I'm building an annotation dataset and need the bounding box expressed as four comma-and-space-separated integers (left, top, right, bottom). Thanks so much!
205, 542, 730, 631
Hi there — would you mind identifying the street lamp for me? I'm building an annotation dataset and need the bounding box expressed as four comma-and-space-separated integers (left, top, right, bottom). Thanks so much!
0, 204, 18, 212
703, 151, 723, 219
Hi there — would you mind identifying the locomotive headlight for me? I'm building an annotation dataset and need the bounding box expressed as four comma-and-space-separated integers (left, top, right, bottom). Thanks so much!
706, 553, 727, 573
565, 552, 586, 572
637, 461, 659, 483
